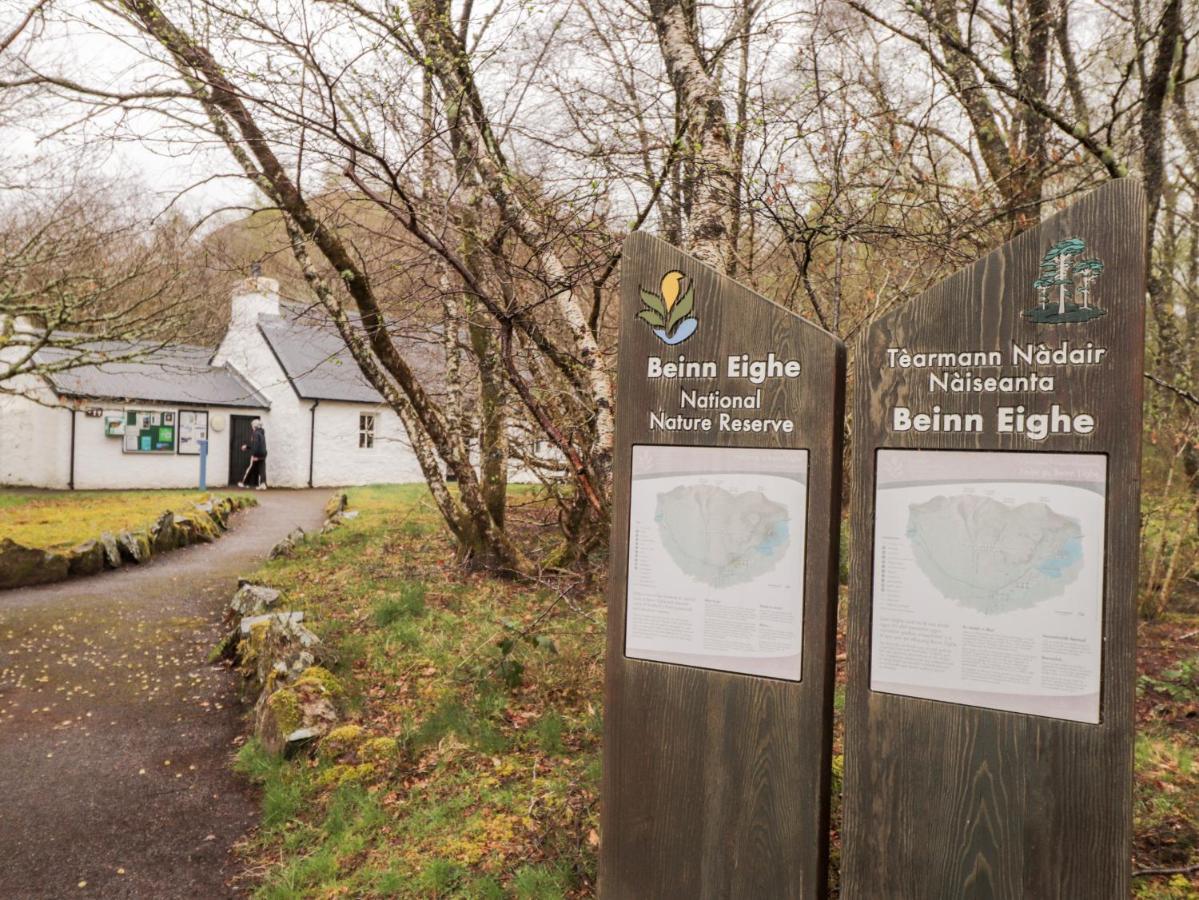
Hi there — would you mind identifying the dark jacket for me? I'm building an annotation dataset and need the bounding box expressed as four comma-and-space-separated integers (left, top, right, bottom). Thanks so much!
250, 428, 268, 457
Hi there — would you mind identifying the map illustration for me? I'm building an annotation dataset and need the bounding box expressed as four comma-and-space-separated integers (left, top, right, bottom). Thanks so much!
906, 493, 1084, 613
655, 484, 791, 588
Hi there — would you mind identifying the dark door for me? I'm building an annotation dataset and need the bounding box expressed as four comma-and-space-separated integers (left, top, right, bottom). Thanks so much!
229, 415, 256, 485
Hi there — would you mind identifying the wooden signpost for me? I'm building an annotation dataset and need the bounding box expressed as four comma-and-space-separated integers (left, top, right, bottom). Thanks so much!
842, 179, 1146, 897
601, 233, 844, 898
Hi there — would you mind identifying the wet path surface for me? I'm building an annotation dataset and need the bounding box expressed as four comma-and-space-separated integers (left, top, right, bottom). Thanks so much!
0, 491, 329, 899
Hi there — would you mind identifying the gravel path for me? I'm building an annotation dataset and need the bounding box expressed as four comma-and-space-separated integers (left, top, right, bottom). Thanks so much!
0, 490, 329, 899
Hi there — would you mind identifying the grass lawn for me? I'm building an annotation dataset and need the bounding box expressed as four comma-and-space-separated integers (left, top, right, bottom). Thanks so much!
233, 485, 1199, 898
0, 488, 252, 550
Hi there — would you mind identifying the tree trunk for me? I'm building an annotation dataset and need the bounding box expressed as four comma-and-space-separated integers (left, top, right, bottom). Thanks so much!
1141, 0, 1185, 378
647, 0, 739, 273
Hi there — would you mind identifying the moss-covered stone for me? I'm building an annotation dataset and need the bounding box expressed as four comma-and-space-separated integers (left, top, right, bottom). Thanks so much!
150, 511, 179, 553
228, 583, 281, 619
267, 688, 302, 734
361, 736, 399, 764
315, 762, 376, 787
189, 513, 220, 544
0, 539, 70, 589
116, 530, 152, 564
208, 628, 239, 664
254, 665, 342, 756
294, 666, 344, 702
98, 532, 122, 568
66, 540, 107, 577
323, 491, 348, 519
321, 724, 365, 758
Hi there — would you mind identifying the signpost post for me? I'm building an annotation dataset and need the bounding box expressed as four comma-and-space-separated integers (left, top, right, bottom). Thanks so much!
601, 233, 844, 898
842, 179, 1146, 896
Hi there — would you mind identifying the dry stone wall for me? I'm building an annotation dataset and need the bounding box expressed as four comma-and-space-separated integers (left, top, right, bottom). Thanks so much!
0, 495, 257, 591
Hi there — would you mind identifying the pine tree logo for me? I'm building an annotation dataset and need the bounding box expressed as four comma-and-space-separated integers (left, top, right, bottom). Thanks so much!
1024, 237, 1106, 324
638, 270, 698, 345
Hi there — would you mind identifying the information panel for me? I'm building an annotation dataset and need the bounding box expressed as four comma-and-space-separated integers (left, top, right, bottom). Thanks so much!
177, 410, 209, 455
626, 445, 808, 681
870, 449, 1105, 723
122, 409, 176, 453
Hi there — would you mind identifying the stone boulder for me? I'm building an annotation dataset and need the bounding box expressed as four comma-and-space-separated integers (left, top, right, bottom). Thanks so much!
150, 511, 181, 553
254, 666, 344, 756
324, 492, 348, 519
188, 512, 220, 544
238, 611, 324, 690
174, 516, 194, 543
116, 530, 152, 564
268, 526, 306, 560
197, 500, 228, 530
229, 583, 282, 618
66, 540, 107, 577
0, 539, 70, 590
98, 533, 122, 569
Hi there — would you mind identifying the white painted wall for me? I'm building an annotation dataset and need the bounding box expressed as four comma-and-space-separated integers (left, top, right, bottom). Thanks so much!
310, 401, 425, 486
0, 380, 72, 488
212, 278, 313, 488
72, 403, 268, 489
0, 389, 268, 489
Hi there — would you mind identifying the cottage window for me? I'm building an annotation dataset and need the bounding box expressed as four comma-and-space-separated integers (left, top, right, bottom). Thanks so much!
359, 414, 375, 448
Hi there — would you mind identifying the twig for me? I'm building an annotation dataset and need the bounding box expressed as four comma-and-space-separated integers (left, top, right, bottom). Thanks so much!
1145, 372, 1199, 406
1133, 861, 1199, 877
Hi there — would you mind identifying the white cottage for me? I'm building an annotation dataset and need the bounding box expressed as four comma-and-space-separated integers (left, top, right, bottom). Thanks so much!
0, 278, 467, 489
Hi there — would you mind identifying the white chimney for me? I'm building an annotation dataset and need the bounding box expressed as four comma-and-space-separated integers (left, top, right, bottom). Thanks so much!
230, 276, 280, 329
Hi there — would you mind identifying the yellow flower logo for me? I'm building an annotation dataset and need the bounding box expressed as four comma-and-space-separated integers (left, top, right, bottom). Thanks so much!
638, 270, 698, 344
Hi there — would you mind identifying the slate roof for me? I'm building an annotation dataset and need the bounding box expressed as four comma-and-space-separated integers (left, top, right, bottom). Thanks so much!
40, 342, 269, 409
257, 309, 447, 403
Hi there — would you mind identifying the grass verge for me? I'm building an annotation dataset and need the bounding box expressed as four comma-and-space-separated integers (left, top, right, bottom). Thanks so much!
234, 485, 603, 898
0, 488, 252, 549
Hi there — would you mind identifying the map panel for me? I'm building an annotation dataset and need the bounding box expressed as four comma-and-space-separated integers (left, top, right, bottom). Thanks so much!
625, 445, 808, 681
871, 450, 1107, 724
656, 484, 791, 588
907, 494, 1084, 613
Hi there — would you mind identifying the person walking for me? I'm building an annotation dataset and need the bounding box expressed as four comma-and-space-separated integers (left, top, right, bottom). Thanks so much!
239, 419, 269, 489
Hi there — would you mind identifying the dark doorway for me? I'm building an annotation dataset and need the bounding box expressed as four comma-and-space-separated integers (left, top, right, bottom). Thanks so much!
229, 415, 257, 485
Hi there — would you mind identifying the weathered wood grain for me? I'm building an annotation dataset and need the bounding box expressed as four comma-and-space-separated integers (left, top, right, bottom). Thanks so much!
600, 233, 845, 899
842, 179, 1146, 899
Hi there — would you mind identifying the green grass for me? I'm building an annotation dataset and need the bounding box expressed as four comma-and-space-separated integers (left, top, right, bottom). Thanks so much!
236, 485, 602, 897
0, 488, 252, 549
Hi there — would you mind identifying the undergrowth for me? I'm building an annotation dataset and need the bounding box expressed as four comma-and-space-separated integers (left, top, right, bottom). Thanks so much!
234, 485, 603, 898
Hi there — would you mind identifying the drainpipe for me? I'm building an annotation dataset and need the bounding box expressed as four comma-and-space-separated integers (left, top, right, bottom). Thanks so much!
308, 399, 320, 487
68, 406, 77, 490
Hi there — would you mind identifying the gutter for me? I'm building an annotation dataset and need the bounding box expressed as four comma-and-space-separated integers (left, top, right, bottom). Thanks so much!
308, 399, 320, 488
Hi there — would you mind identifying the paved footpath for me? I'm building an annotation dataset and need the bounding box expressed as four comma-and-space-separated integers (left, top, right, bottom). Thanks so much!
0, 490, 329, 899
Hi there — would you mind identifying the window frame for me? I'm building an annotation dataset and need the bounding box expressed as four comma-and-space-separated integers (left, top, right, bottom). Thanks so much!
358, 413, 376, 449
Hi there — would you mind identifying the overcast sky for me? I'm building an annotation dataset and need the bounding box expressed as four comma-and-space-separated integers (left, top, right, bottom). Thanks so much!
3, 0, 256, 223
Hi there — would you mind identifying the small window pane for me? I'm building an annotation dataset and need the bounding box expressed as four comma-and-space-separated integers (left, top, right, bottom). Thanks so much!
359, 414, 375, 449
